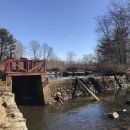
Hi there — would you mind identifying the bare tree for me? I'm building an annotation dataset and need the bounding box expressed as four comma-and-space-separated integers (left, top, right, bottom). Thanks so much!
82, 54, 95, 64
14, 41, 26, 59
66, 51, 76, 65
47, 54, 66, 71
42, 43, 53, 61
95, 0, 130, 64
29, 40, 41, 60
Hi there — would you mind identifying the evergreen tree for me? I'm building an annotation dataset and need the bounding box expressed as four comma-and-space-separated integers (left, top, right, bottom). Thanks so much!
0, 28, 16, 60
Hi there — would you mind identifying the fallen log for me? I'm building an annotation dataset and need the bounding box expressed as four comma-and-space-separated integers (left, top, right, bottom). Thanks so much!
79, 79, 100, 101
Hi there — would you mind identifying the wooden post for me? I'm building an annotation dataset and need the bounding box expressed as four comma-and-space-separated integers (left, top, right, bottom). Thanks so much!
27, 60, 29, 72
18, 61, 20, 71
44, 61, 46, 73
8, 60, 10, 72
38, 61, 40, 72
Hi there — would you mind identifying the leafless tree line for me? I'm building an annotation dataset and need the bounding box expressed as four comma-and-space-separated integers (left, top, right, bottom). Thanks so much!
14, 40, 53, 61
47, 51, 97, 71
14, 41, 96, 71
95, 0, 130, 74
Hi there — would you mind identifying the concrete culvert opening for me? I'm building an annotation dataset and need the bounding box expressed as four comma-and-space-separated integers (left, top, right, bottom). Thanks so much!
12, 76, 44, 105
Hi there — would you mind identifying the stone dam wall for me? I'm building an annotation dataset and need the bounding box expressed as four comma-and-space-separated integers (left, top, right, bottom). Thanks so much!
49, 75, 130, 102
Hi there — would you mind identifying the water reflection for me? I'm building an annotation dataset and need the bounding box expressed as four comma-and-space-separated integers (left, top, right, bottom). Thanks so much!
18, 89, 130, 130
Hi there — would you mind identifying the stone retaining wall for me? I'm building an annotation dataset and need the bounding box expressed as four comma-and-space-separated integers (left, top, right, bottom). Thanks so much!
49, 75, 130, 102
49, 79, 75, 101
0, 92, 28, 130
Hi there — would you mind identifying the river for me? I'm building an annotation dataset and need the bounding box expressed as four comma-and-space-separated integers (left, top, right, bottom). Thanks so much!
18, 87, 130, 130
18, 89, 130, 130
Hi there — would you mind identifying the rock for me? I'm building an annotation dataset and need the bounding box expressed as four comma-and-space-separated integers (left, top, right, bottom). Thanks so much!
108, 112, 119, 118
5, 122, 28, 130
56, 91, 63, 100
7, 111, 23, 119
51, 98, 57, 103
3, 96, 17, 109
56, 92, 61, 96
75, 90, 83, 97
122, 109, 127, 112
1, 122, 11, 128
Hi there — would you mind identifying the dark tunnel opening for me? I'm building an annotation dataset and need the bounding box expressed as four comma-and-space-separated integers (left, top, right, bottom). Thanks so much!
12, 76, 44, 106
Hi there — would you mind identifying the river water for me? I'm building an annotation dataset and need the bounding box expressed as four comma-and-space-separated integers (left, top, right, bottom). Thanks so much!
18, 89, 130, 130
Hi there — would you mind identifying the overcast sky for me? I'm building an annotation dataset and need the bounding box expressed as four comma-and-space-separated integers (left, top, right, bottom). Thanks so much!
0, 0, 110, 60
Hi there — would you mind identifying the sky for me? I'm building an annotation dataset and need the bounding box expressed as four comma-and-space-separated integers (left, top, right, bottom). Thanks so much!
0, 0, 110, 60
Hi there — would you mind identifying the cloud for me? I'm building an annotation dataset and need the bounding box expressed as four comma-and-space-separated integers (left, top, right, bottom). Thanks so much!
69, 35, 75, 38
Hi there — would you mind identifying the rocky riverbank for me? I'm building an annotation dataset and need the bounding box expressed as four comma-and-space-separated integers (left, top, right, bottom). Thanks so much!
0, 92, 28, 130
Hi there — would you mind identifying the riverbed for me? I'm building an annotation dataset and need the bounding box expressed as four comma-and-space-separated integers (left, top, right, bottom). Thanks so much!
18, 89, 130, 130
